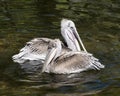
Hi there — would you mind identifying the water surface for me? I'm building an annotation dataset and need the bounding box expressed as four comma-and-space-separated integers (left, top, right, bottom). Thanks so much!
0, 0, 120, 96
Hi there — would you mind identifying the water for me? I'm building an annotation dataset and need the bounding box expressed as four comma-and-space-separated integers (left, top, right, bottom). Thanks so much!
0, 0, 120, 95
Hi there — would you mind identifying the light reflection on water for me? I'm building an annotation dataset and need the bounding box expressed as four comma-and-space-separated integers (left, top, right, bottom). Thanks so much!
0, 0, 120, 96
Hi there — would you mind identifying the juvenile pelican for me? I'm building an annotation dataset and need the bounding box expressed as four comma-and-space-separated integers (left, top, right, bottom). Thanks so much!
42, 39, 104, 74
12, 19, 86, 63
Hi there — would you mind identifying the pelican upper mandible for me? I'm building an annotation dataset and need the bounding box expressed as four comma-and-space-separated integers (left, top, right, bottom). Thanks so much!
12, 19, 86, 63
42, 39, 104, 74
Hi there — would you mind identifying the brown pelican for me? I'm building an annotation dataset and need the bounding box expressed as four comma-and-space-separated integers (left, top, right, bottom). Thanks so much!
42, 39, 104, 74
12, 19, 86, 63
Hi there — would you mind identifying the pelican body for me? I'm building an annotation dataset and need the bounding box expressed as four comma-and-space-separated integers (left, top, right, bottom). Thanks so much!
12, 19, 86, 63
42, 39, 104, 74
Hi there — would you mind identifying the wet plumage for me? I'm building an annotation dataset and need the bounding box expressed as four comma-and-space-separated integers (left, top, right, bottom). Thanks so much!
42, 39, 104, 74
12, 38, 70, 63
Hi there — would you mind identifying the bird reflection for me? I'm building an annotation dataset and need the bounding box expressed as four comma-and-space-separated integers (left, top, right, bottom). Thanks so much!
18, 60, 100, 85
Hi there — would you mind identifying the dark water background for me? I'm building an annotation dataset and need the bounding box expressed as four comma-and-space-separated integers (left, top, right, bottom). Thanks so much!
0, 0, 120, 96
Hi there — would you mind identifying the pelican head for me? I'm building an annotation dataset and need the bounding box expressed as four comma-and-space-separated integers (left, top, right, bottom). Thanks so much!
61, 19, 76, 29
42, 39, 62, 72
61, 19, 87, 52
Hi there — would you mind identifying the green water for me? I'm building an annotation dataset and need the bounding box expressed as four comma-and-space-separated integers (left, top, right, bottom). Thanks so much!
0, 0, 120, 96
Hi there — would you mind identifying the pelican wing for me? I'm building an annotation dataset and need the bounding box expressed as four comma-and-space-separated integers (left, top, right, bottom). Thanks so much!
51, 51, 104, 74
12, 38, 70, 63
12, 38, 52, 63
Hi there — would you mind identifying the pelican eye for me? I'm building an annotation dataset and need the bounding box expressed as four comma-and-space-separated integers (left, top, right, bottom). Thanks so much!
70, 26, 74, 29
70, 26, 74, 32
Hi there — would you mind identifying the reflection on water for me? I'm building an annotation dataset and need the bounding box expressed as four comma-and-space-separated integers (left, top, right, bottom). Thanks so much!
0, 0, 120, 96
